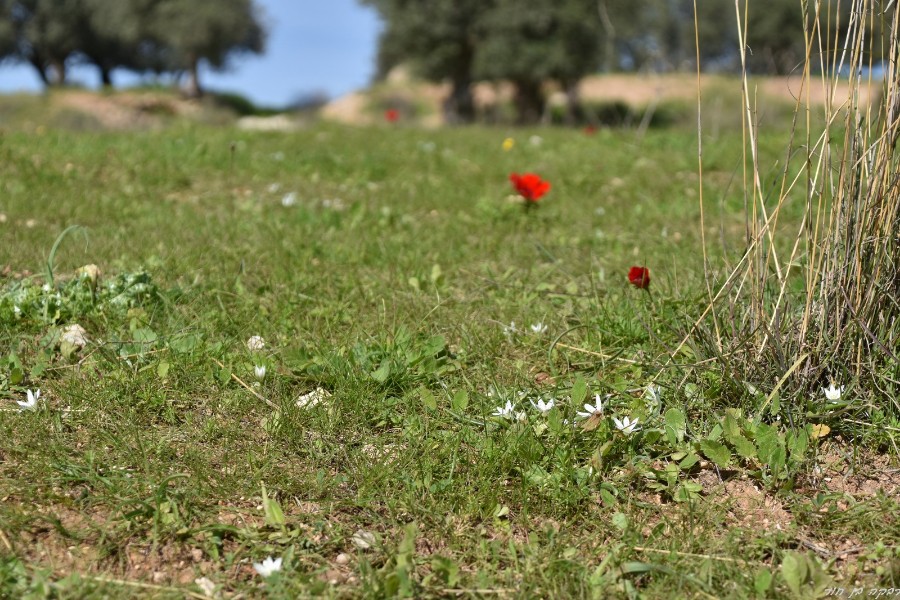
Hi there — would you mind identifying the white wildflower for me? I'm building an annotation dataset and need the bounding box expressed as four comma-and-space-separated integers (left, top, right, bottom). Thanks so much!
296, 387, 330, 409
254, 365, 266, 380
281, 192, 297, 207
267, 183, 281, 193
823, 383, 844, 402
613, 416, 640, 435
529, 135, 543, 146
502, 321, 518, 340
530, 398, 555, 414
576, 394, 605, 419
530, 322, 548, 335
253, 556, 282, 577
492, 400, 516, 419
17, 389, 41, 412
246, 336, 266, 351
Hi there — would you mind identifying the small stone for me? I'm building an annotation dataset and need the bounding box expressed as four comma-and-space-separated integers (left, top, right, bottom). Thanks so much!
351, 529, 376, 550
335, 553, 351, 565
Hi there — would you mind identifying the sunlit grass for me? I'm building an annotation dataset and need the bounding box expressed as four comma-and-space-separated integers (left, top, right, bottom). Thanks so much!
0, 119, 896, 598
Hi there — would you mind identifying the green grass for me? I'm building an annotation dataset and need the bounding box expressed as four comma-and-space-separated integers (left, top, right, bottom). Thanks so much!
0, 117, 897, 599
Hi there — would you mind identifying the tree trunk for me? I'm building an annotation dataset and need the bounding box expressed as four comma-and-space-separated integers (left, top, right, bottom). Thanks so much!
597, 0, 617, 72
513, 80, 543, 125
49, 58, 66, 86
184, 55, 202, 98
564, 79, 581, 125
28, 56, 50, 87
442, 76, 475, 125
99, 65, 113, 88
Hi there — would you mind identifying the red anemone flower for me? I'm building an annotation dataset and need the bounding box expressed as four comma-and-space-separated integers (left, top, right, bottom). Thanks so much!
628, 266, 651, 289
385, 109, 399, 123
584, 125, 597, 135
509, 173, 551, 202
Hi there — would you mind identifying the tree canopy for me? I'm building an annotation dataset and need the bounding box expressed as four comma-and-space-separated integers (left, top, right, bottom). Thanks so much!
367, 0, 889, 123
0, 0, 266, 95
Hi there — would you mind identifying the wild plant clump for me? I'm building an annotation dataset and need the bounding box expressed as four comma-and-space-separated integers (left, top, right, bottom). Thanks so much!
691, 0, 900, 418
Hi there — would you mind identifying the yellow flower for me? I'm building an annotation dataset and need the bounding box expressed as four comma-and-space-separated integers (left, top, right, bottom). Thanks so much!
502, 137, 515, 151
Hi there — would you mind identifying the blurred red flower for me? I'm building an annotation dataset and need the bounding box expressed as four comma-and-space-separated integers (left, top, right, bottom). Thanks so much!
584, 125, 597, 135
385, 109, 399, 122
509, 173, 551, 202
628, 266, 651, 289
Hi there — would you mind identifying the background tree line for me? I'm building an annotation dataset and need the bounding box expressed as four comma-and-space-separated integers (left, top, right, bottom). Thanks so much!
365, 0, 891, 123
0, 0, 265, 97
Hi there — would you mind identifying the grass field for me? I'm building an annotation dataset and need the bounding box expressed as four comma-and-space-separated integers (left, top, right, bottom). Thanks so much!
0, 112, 898, 598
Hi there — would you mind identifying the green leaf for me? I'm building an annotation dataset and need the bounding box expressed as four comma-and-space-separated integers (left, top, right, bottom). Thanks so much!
788, 428, 809, 461
599, 488, 617, 507
430, 263, 443, 284
431, 556, 459, 586
722, 411, 742, 441
620, 561, 654, 574
699, 439, 731, 468
731, 434, 758, 460
451, 390, 468, 412
664, 408, 686, 444
169, 334, 201, 354
371, 361, 391, 383
571, 375, 587, 406
611, 512, 628, 531
261, 482, 286, 528
156, 360, 170, 379
217, 366, 232, 386
420, 387, 437, 411
9, 367, 23, 386
781, 552, 807, 597
754, 568, 772, 595
769, 445, 787, 478
756, 423, 780, 464
679, 453, 700, 470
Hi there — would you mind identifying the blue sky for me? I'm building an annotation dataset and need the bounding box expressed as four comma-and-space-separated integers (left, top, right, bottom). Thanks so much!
0, 0, 382, 107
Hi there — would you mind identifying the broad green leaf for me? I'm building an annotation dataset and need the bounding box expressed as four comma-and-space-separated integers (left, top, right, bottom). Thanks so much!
722, 412, 742, 441
756, 423, 780, 464
371, 361, 391, 383
420, 387, 437, 411
754, 568, 772, 595
571, 375, 587, 406
217, 366, 232, 386
788, 428, 809, 460
156, 360, 170, 379
769, 445, 787, 478
781, 552, 807, 597
731, 434, 757, 460
451, 390, 468, 412
699, 439, 731, 468
260, 482, 285, 528
679, 453, 700, 470
664, 408, 686, 444
599, 488, 617, 507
